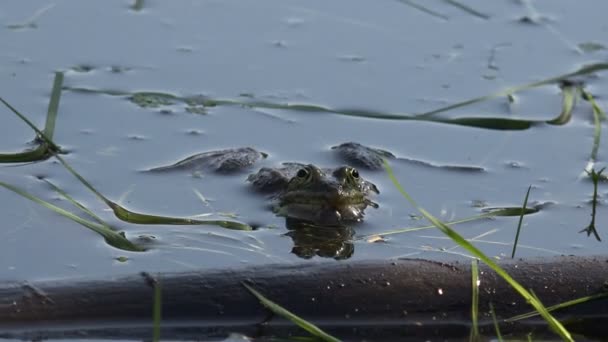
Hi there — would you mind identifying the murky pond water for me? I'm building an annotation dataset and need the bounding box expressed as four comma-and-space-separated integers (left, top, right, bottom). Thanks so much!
0, 2, 607, 338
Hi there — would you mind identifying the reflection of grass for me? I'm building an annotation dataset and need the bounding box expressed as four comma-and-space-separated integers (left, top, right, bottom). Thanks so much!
383, 159, 573, 341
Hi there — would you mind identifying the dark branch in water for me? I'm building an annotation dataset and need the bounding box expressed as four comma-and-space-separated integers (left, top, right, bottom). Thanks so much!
0, 256, 607, 340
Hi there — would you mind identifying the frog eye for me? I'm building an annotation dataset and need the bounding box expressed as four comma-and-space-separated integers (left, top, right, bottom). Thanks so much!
297, 168, 309, 178
351, 168, 360, 179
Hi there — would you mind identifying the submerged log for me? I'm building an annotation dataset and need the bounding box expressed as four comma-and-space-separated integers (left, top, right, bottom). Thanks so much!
0, 256, 606, 340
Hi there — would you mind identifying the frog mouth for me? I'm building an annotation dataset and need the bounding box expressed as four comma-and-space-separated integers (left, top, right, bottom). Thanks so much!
276, 193, 378, 224
279, 190, 376, 207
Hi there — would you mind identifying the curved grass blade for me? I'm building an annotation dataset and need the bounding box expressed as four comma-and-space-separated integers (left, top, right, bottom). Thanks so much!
52, 154, 252, 231
383, 159, 572, 341
511, 185, 532, 258
0, 145, 52, 163
0, 181, 143, 252
242, 282, 341, 342
428, 117, 534, 130
546, 82, 578, 125
106, 201, 251, 230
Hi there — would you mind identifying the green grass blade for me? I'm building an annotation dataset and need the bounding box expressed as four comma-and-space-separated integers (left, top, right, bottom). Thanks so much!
470, 259, 480, 341
511, 185, 532, 258
546, 82, 578, 125
428, 116, 534, 130
0, 145, 51, 162
383, 159, 573, 341
505, 292, 608, 322
489, 302, 503, 342
106, 201, 252, 230
43, 71, 63, 140
242, 282, 341, 342
51, 154, 252, 230
0, 181, 143, 251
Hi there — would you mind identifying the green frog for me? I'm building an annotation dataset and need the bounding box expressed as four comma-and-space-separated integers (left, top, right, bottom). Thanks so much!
247, 162, 379, 225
